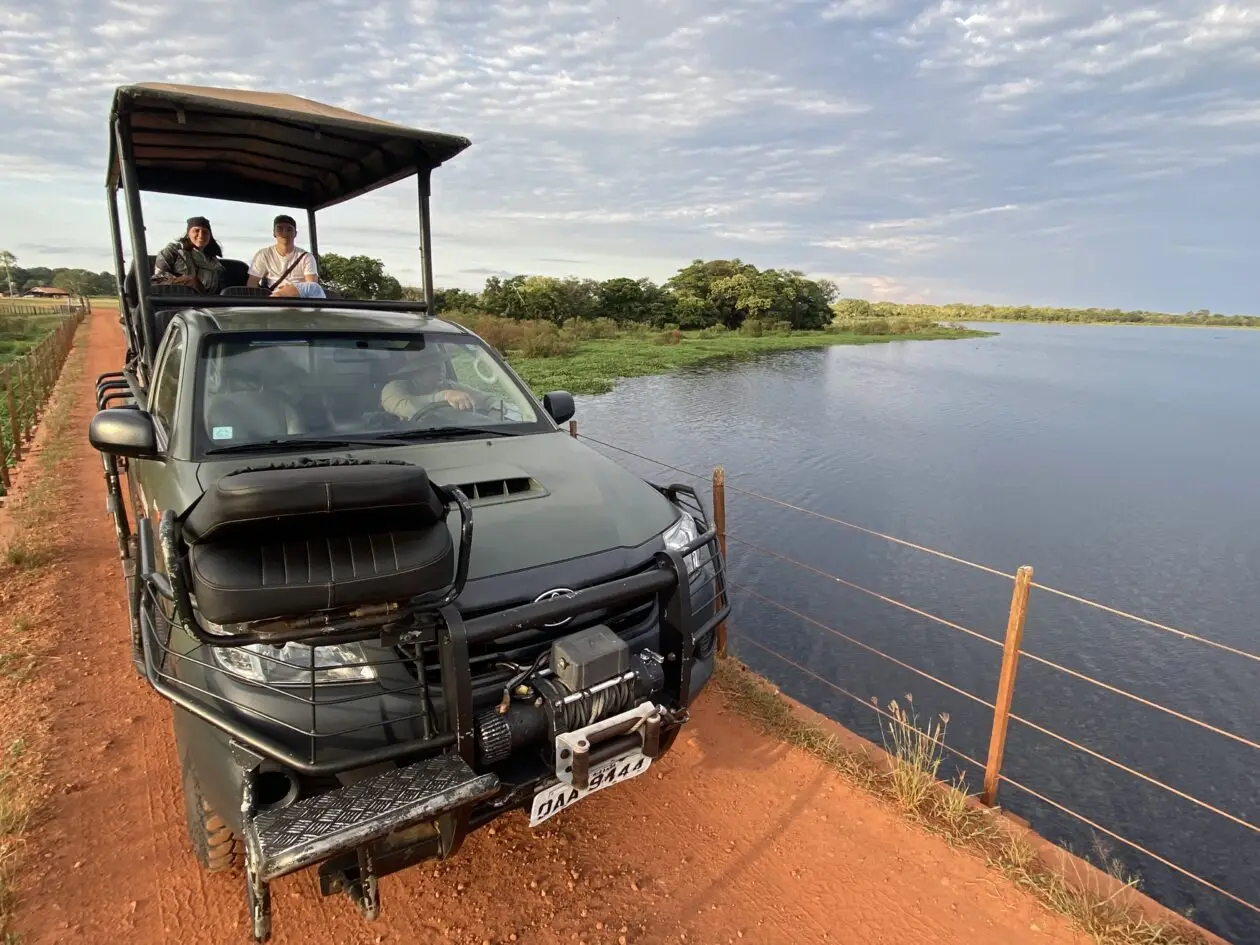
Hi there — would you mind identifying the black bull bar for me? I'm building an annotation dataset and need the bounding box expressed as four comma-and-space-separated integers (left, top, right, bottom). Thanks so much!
135, 500, 729, 778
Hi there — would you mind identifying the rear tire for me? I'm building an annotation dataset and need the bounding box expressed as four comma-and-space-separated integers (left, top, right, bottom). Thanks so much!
181, 748, 242, 873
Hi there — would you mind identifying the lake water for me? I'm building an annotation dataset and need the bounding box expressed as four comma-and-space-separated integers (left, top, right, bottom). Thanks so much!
569, 322, 1260, 944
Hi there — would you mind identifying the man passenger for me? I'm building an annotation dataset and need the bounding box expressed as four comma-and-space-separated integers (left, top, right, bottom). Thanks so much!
247, 214, 326, 298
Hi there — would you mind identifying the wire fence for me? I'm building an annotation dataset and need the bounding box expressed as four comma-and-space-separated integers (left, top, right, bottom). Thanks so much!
568, 423, 1260, 929
0, 309, 88, 496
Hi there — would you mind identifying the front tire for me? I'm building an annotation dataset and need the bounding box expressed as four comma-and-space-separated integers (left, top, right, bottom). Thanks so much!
180, 747, 242, 873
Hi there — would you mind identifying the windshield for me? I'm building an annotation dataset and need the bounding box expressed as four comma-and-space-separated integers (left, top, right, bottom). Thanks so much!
194, 331, 546, 454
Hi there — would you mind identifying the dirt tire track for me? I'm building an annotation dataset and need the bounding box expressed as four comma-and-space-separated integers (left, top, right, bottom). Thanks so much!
9, 307, 1086, 945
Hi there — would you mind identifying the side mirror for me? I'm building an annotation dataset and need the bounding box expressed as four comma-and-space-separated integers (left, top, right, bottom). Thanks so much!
542, 391, 575, 425
89, 408, 159, 459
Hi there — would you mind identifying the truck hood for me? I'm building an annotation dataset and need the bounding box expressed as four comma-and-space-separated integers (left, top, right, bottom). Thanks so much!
194, 431, 682, 582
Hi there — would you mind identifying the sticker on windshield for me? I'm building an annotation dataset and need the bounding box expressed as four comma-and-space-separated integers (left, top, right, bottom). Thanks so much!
212, 426, 234, 440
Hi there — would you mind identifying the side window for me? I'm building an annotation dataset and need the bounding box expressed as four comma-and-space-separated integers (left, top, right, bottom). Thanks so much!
150, 326, 186, 434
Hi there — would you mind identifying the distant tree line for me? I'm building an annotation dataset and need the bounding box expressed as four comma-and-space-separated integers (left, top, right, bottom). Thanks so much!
832, 298, 1260, 328
424, 259, 839, 331
9, 246, 1255, 330
0, 251, 117, 297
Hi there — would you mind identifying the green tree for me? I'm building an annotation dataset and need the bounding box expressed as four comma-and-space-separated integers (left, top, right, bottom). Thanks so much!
481, 275, 528, 319
596, 277, 647, 322
433, 287, 480, 313
319, 253, 402, 299
0, 250, 16, 297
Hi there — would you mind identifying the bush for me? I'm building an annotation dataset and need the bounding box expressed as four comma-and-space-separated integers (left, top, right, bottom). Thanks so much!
448, 311, 521, 355
698, 324, 730, 338
442, 312, 575, 357
519, 321, 577, 357
564, 317, 620, 341
653, 329, 683, 346
831, 315, 943, 336
739, 319, 764, 337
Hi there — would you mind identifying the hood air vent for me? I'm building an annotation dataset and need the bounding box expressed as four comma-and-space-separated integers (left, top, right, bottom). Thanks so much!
453, 476, 545, 505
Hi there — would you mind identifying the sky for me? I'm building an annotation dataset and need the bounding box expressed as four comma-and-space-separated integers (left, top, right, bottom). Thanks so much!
1, 0, 1257, 313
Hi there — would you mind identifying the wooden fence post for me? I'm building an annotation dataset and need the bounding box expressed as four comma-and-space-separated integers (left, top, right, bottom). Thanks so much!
568, 420, 577, 438
17, 359, 33, 443
4, 367, 19, 464
0, 408, 9, 492
39, 339, 51, 403
981, 564, 1034, 807
712, 466, 728, 654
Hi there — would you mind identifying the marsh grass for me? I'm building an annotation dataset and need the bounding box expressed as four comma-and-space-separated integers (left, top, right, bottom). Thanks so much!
439, 311, 984, 395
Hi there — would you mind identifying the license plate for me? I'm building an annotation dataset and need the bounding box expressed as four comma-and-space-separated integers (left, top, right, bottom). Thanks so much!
529, 751, 652, 827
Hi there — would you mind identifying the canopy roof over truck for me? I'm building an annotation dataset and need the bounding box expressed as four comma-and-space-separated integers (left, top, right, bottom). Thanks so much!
106, 82, 472, 210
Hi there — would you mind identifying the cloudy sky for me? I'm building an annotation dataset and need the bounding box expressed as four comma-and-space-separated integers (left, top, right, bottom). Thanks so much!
1, 1, 1257, 312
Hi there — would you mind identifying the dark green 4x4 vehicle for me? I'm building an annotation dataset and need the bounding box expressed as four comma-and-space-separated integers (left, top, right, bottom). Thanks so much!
89, 84, 728, 941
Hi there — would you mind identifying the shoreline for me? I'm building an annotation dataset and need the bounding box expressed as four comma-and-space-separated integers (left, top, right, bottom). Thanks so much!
959, 319, 1259, 331
511, 325, 989, 396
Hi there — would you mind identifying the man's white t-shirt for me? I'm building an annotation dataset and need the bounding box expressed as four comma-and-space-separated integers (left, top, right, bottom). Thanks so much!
249, 245, 319, 287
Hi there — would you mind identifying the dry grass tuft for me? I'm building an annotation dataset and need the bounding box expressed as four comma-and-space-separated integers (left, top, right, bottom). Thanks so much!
713, 655, 1209, 945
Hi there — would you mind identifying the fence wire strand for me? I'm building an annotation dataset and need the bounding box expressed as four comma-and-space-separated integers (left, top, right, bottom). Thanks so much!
727, 534, 1003, 649
575, 431, 1260, 665
729, 543, 1260, 834
998, 775, 1260, 916
729, 537, 1260, 754
729, 629, 988, 771
728, 582, 996, 712
1006, 712, 1260, 836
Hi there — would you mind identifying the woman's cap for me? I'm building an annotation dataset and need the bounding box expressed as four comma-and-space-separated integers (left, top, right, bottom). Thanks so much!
186, 216, 212, 231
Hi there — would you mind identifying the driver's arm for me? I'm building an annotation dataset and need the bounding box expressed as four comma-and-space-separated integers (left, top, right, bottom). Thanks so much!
381, 379, 445, 419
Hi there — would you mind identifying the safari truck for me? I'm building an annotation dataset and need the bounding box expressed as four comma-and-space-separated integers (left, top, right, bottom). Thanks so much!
89, 83, 729, 942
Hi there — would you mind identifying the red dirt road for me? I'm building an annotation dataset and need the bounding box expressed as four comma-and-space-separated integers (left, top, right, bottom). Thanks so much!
8, 308, 1086, 945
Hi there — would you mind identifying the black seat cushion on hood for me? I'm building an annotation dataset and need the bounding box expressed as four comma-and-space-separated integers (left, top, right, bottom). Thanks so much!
183, 462, 446, 546
189, 525, 454, 626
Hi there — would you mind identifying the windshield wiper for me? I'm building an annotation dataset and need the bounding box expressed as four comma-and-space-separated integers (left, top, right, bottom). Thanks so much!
372, 427, 520, 441
203, 437, 391, 455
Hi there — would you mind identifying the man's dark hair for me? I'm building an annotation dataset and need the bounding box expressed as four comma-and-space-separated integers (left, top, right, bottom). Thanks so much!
274, 214, 298, 230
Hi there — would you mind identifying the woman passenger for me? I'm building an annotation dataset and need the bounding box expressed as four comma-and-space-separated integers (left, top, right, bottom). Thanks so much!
153, 216, 226, 293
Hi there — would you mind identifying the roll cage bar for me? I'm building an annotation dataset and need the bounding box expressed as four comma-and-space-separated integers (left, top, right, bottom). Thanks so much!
106, 83, 472, 377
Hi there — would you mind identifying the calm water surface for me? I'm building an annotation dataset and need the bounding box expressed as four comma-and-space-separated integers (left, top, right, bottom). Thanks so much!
572, 322, 1260, 943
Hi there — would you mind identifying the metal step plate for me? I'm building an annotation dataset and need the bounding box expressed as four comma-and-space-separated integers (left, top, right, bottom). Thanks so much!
246, 753, 499, 882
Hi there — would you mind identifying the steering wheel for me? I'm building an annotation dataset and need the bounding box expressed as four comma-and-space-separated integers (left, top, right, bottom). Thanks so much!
407, 401, 455, 423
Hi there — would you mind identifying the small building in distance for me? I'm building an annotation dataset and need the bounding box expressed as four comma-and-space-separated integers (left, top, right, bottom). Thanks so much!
24, 286, 71, 297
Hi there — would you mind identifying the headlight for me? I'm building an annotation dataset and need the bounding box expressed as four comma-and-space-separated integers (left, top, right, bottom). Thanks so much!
663, 510, 702, 572
207, 640, 379, 686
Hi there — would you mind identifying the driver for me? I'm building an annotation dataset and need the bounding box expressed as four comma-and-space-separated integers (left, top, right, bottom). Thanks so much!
380, 344, 493, 421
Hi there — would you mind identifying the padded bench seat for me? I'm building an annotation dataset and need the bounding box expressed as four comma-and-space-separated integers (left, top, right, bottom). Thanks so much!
182, 462, 454, 625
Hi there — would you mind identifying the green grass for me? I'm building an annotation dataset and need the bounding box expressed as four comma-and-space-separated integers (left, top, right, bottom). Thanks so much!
509, 326, 983, 395
0, 314, 68, 365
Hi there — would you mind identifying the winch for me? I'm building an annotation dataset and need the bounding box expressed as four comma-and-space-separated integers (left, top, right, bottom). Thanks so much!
473, 625, 666, 779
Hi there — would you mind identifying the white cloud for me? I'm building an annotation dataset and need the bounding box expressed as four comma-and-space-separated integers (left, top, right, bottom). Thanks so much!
0, 0, 1256, 313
